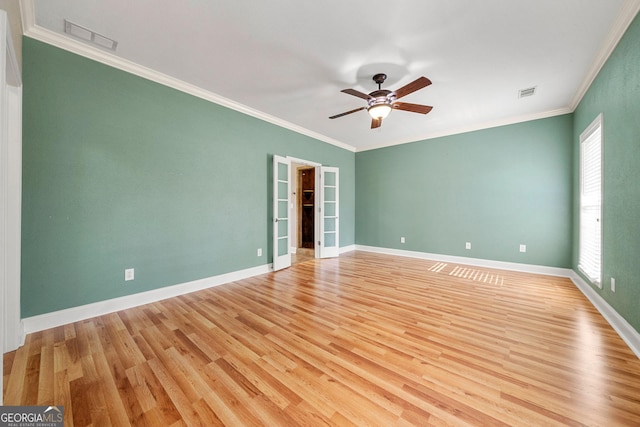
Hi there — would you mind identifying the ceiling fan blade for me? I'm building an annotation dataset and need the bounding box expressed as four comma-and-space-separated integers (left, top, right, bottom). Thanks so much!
393, 77, 432, 100
371, 117, 382, 129
341, 88, 374, 100
329, 106, 366, 119
392, 102, 433, 114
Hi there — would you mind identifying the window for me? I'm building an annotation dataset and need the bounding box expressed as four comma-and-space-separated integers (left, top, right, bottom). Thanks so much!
578, 114, 603, 286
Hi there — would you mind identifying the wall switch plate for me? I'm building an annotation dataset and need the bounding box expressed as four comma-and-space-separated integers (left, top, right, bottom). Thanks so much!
465, 242, 471, 250
257, 248, 262, 257
611, 277, 616, 292
125, 268, 134, 281
519, 244, 527, 253
400, 237, 405, 243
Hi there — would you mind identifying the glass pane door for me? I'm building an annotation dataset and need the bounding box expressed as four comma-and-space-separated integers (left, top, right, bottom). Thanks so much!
273, 155, 291, 271
316, 166, 339, 258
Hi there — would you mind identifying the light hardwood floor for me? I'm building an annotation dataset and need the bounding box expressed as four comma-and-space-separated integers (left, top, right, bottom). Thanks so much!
4, 251, 640, 426
292, 248, 315, 264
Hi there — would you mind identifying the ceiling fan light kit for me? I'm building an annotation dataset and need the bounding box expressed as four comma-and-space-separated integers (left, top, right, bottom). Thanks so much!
330, 73, 433, 129
368, 103, 392, 119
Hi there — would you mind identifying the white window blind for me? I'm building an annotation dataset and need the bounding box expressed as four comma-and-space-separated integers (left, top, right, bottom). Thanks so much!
578, 114, 602, 285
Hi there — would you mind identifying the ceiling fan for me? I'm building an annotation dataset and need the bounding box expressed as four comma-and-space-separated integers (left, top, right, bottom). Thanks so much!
329, 73, 433, 129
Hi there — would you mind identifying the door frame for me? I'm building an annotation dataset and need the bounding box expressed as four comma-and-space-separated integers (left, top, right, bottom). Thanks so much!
1, 9, 23, 405
288, 157, 321, 258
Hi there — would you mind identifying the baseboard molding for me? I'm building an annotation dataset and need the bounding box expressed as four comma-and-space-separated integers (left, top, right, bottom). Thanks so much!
19, 246, 640, 360
569, 271, 640, 359
356, 244, 640, 359
355, 245, 572, 277
340, 244, 356, 254
19, 246, 359, 337
21, 263, 272, 336
290, 245, 355, 256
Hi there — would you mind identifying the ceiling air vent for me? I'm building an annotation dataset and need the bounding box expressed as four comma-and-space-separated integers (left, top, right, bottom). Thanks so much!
518, 86, 537, 98
64, 19, 118, 51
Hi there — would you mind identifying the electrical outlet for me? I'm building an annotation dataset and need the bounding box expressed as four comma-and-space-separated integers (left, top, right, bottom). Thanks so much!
611, 277, 616, 292
519, 244, 527, 253
400, 237, 405, 244
257, 248, 262, 257
124, 268, 134, 281
465, 242, 471, 250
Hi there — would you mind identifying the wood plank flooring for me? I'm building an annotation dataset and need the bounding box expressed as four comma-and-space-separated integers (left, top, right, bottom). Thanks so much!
4, 251, 640, 426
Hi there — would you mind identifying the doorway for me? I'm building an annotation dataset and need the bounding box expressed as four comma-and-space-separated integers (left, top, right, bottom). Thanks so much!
290, 162, 317, 264
273, 155, 339, 271
298, 166, 315, 246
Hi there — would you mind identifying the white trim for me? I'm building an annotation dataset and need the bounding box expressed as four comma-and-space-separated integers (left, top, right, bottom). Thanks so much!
19, 0, 36, 31
356, 245, 572, 277
3, 84, 23, 351
580, 112, 604, 141
569, 271, 640, 359
356, 244, 640, 359
19, 1, 355, 153
288, 156, 323, 256
17, 247, 640, 363
287, 156, 321, 167
357, 107, 572, 152
340, 244, 356, 254
317, 166, 340, 259
273, 155, 292, 271
569, 1, 640, 110
22, 264, 271, 335
0, 12, 5, 406
2, 11, 23, 351
1, 10, 24, 406
19, 1, 640, 154
578, 113, 603, 287
4, 9, 21, 87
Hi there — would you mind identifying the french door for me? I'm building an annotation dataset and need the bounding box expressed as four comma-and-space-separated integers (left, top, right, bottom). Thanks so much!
316, 166, 339, 259
272, 157, 339, 271
272, 155, 291, 271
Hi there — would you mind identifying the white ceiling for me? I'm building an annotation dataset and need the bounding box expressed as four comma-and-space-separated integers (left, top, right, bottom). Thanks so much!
23, 0, 640, 152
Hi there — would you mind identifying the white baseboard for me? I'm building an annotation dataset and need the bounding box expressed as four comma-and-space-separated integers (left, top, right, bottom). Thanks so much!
569, 271, 640, 359
355, 245, 572, 277
21, 263, 272, 336
340, 244, 356, 254
21, 246, 356, 338
356, 244, 640, 359
19, 247, 640, 360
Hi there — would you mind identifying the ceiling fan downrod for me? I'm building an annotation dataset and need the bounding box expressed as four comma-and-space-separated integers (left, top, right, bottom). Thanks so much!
372, 73, 387, 90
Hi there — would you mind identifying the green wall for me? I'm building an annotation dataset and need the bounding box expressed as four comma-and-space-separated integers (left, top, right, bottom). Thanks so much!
573, 13, 640, 332
21, 38, 355, 317
355, 115, 573, 267
22, 12, 640, 336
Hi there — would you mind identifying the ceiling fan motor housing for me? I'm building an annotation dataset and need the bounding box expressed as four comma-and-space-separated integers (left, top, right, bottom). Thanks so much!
367, 86, 394, 119
368, 90, 394, 107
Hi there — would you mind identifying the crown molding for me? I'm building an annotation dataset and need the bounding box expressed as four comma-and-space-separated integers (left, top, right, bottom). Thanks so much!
2, 9, 21, 87
569, 0, 640, 110
19, 0, 356, 153
20, 0, 640, 154
356, 107, 572, 152
18, 0, 35, 32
